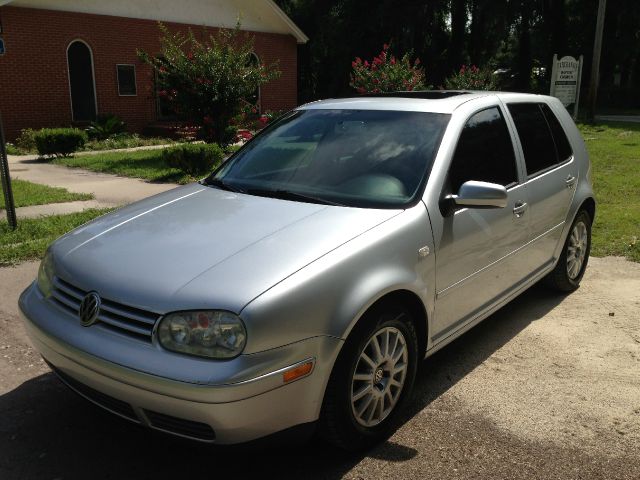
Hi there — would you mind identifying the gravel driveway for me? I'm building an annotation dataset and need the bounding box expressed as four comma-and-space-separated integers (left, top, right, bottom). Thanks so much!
1, 256, 638, 479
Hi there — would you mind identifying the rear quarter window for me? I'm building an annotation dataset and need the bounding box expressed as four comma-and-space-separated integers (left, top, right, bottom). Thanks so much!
540, 103, 573, 162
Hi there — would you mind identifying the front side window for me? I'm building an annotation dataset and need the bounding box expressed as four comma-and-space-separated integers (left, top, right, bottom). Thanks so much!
508, 103, 559, 177
448, 107, 518, 193
210, 109, 450, 208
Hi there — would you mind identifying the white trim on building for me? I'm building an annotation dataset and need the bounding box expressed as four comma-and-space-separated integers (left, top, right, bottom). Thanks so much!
1, 0, 308, 43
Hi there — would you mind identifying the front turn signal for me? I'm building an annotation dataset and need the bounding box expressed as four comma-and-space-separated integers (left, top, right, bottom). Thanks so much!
283, 360, 314, 383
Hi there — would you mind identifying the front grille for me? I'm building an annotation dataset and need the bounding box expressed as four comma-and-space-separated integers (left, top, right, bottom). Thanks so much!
144, 410, 216, 442
50, 276, 160, 341
49, 362, 139, 423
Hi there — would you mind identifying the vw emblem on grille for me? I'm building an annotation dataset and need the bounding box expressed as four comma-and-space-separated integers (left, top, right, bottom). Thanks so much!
79, 292, 101, 326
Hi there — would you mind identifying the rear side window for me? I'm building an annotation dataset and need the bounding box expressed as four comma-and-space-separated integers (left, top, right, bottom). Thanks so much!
448, 107, 518, 193
507, 103, 558, 177
540, 103, 573, 161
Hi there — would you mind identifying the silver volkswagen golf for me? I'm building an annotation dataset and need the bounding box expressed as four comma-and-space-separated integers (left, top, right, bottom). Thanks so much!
19, 91, 595, 450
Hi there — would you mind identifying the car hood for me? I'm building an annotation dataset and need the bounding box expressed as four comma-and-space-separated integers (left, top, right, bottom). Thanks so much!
52, 184, 400, 314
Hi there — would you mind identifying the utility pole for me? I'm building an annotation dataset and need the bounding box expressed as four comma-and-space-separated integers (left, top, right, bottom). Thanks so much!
586, 0, 607, 122
0, 112, 18, 229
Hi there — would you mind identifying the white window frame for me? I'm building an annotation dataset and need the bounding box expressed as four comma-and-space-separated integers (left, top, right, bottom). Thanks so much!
116, 64, 137, 97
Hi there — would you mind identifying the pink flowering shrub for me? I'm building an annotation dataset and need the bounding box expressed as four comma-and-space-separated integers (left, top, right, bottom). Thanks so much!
350, 44, 427, 93
232, 102, 287, 141
444, 64, 498, 90
138, 23, 280, 145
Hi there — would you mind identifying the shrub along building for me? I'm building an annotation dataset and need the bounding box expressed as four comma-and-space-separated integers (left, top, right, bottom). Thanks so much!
0, 0, 307, 140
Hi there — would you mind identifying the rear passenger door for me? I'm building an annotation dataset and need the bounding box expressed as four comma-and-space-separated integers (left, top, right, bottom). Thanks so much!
505, 102, 577, 270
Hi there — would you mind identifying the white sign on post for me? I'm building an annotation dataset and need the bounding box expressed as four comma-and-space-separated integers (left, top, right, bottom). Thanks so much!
550, 54, 584, 119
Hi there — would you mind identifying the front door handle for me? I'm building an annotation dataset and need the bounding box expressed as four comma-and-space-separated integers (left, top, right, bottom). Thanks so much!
513, 201, 527, 218
565, 175, 577, 189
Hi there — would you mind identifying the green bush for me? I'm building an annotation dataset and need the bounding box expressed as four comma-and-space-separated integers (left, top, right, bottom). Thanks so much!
15, 128, 38, 152
86, 114, 127, 140
161, 143, 225, 176
5, 143, 21, 155
34, 128, 88, 157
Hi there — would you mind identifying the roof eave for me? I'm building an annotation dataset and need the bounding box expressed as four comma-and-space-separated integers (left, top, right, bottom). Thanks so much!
264, 0, 309, 44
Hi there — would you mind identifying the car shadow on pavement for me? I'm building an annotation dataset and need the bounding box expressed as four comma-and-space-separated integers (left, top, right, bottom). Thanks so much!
0, 284, 567, 480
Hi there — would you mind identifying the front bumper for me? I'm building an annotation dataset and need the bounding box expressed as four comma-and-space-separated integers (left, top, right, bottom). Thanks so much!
19, 283, 343, 444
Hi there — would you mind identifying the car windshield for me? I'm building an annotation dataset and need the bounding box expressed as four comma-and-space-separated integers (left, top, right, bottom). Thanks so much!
208, 109, 450, 208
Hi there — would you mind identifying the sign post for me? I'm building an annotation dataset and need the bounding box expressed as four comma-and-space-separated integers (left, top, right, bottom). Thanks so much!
0, 112, 18, 229
550, 54, 584, 119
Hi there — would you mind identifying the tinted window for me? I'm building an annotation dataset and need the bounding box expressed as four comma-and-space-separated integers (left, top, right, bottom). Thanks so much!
117, 65, 137, 96
508, 103, 558, 176
212, 109, 450, 209
540, 103, 573, 161
448, 107, 518, 193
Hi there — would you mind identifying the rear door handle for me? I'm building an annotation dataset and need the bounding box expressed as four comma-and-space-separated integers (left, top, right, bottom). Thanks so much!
513, 201, 527, 217
565, 175, 577, 188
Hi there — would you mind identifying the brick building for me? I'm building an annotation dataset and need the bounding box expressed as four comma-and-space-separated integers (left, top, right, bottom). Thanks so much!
0, 0, 307, 140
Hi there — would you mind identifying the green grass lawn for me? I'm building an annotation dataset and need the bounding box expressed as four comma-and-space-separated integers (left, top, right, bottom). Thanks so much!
578, 122, 640, 262
0, 209, 112, 265
53, 149, 192, 184
1, 179, 93, 209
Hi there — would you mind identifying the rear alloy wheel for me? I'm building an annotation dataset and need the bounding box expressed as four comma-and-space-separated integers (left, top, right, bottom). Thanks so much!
319, 304, 418, 451
546, 209, 592, 292
566, 220, 589, 280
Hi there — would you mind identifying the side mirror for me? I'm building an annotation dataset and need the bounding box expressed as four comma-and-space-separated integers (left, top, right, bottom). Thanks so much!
441, 180, 508, 215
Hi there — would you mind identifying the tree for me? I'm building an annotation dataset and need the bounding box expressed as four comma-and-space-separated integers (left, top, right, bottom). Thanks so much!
449, 0, 468, 71
275, 0, 640, 110
138, 23, 280, 144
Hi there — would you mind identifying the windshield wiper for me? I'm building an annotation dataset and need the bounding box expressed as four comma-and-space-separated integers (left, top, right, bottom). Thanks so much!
204, 178, 245, 193
246, 188, 344, 206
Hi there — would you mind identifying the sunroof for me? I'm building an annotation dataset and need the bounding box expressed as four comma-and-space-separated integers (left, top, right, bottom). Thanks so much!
356, 90, 472, 99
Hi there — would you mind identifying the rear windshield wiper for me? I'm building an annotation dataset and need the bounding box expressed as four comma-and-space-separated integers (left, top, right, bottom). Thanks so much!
204, 178, 245, 193
246, 188, 344, 206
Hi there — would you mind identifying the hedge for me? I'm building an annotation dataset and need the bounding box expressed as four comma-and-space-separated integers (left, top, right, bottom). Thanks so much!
34, 128, 88, 157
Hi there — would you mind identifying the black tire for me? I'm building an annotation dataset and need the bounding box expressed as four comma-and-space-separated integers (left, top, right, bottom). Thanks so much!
318, 302, 418, 451
545, 209, 592, 292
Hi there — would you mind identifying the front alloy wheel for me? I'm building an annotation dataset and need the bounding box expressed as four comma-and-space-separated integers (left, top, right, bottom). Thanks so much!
351, 326, 408, 428
319, 304, 418, 451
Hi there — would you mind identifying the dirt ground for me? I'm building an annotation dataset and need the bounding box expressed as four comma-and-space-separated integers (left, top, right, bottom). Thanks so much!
1, 256, 638, 479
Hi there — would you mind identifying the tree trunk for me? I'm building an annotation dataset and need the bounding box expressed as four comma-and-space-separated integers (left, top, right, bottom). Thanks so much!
449, 0, 467, 74
515, 0, 532, 91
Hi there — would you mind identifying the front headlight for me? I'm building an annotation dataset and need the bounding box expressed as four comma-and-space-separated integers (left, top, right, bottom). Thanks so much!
37, 249, 55, 298
157, 311, 247, 359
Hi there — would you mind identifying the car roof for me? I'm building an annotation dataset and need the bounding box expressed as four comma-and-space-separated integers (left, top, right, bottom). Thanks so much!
299, 91, 557, 114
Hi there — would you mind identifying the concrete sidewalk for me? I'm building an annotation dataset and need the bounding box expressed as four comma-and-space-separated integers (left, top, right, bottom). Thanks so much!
5, 151, 179, 217
595, 114, 640, 123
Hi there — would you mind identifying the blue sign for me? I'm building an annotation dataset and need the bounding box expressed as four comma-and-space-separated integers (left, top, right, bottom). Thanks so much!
0, 38, 5, 56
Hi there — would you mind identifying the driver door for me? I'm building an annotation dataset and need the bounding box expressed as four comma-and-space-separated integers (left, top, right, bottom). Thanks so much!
432, 106, 530, 343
